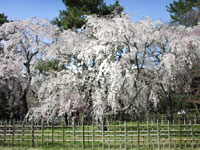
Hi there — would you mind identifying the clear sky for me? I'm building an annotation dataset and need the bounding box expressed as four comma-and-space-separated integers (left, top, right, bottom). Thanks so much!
0, 0, 175, 22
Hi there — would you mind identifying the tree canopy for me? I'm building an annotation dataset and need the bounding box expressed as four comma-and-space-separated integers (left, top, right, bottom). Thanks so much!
52, 0, 124, 30
0, 12, 200, 121
167, 0, 200, 27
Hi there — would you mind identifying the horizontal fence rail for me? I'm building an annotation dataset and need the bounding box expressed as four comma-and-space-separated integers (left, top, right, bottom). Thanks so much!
0, 119, 200, 149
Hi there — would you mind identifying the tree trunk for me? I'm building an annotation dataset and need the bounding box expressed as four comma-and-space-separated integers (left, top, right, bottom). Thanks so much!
21, 89, 28, 114
21, 75, 31, 115
167, 94, 173, 121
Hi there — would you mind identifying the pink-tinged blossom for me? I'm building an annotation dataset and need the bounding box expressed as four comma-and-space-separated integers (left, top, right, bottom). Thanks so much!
34, 14, 200, 121
2, 14, 199, 121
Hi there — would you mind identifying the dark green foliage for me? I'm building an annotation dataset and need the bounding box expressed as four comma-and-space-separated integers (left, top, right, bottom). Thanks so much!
52, 0, 124, 30
0, 77, 24, 119
167, 0, 200, 27
157, 92, 194, 115
0, 13, 8, 52
0, 91, 10, 119
0, 13, 8, 26
36, 59, 65, 73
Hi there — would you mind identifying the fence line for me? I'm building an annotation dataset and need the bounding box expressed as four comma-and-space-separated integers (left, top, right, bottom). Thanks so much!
0, 119, 200, 149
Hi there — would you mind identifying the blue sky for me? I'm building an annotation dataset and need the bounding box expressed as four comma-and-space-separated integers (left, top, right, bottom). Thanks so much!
0, 0, 175, 22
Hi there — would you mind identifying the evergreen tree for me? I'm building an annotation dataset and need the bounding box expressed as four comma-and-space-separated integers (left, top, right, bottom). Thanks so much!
52, 0, 124, 30
36, 59, 65, 73
0, 13, 8, 56
167, 0, 200, 27
0, 13, 8, 26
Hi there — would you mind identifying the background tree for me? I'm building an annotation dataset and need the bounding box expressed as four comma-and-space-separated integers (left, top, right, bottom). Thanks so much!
0, 13, 8, 53
0, 13, 8, 26
166, 0, 200, 115
167, 0, 200, 27
0, 18, 58, 114
52, 0, 124, 30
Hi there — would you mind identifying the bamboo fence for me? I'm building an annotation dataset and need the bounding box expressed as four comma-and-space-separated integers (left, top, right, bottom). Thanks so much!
0, 118, 200, 149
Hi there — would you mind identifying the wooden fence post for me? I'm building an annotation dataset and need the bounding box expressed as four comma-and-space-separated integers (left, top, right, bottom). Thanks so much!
62, 120, 65, 148
12, 120, 15, 146
183, 119, 186, 149
168, 120, 171, 149
92, 119, 94, 150
73, 118, 75, 149
120, 124, 122, 150
137, 121, 140, 149
114, 120, 116, 145
147, 120, 150, 149
8, 120, 11, 147
179, 120, 182, 148
47, 121, 50, 147
41, 121, 44, 147
3, 120, 6, 146
125, 121, 127, 150
102, 118, 104, 150
52, 120, 54, 143
17, 121, 19, 147
67, 121, 70, 149
157, 120, 160, 150
22, 121, 24, 147
82, 117, 85, 149
191, 119, 194, 148
31, 120, 34, 147
36, 122, 38, 147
